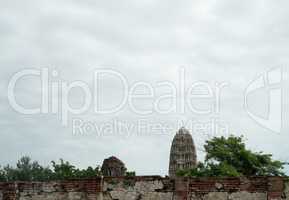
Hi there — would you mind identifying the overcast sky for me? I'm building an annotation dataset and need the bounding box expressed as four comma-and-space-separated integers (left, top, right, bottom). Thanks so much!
1, 0, 289, 175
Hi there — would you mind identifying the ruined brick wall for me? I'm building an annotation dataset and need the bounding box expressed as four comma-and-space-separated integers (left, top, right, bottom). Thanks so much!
0, 176, 288, 200
0, 178, 103, 200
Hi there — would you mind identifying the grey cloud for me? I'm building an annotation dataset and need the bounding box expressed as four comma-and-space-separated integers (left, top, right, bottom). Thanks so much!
0, 0, 289, 175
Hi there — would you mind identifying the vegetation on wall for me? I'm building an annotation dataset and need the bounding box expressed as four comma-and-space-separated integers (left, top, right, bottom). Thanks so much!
0, 157, 135, 182
177, 135, 287, 177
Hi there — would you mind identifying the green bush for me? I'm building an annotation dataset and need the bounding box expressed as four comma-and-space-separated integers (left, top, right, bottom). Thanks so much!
177, 135, 286, 177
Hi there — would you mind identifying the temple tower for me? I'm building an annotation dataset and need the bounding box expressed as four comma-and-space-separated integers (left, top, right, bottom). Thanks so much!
169, 127, 197, 177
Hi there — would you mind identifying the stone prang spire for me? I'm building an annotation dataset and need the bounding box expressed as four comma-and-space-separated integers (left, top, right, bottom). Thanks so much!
169, 127, 197, 177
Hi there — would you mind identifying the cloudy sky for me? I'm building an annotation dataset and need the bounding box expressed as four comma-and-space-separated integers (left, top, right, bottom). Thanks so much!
1, 0, 289, 175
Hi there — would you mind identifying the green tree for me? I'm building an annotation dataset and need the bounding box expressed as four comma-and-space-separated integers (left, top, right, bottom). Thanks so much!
51, 159, 102, 180
177, 136, 286, 177
51, 159, 77, 180
126, 171, 136, 177
0, 157, 105, 181
74, 166, 102, 179
1, 156, 53, 181
0, 167, 6, 181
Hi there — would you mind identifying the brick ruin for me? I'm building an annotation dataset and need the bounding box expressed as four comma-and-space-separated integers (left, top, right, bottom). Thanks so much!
0, 176, 288, 200
101, 156, 127, 177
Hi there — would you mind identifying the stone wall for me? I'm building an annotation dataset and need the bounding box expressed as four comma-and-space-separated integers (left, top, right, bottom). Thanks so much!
0, 176, 288, 200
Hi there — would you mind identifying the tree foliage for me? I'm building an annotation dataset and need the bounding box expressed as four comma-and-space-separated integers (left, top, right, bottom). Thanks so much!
51, 159, 102, 180
0, 157, 101, 181
177, 136, 286, 177
0, 156, 53, 181
126, 171, 136, 177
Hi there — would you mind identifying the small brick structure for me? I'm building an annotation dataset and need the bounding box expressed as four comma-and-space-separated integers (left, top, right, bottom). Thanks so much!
0, 176, 288, 200
101, 156, 127, 177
